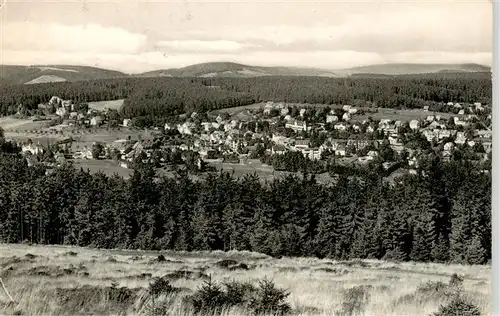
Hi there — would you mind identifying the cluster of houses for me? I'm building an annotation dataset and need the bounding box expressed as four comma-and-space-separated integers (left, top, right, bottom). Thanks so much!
34, 96, 107, 127
16, 99, 491, 174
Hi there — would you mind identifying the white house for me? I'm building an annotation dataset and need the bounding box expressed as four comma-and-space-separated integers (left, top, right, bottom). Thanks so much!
422, 130, 436, 142
326, 115, 339, 123
388, 136, 399, 145
49, 96, 62, 106
336, 146, 346, 156
409, 120, 420, 130
453, 117, 468, 127
177, 122, 194, 135
56, 107, 67, 117
367, 150, 379, 158
285, 120, 309, 132
334, 123, 347, 131
348, 108, 358, 114
164, 122, 175, 130
455, 132, 467, 145
90, 116, 103, 126
303, 148, 321, 160
408, 156, 418, 167
22, 143, 44, 155
294, 139, 310, 150
444, 142, 455, 152
342, 113, 351, 121
342, 105, 351, 111
299, 109, 307, 117
379, 119, 392, 129
474, 102, 484, 111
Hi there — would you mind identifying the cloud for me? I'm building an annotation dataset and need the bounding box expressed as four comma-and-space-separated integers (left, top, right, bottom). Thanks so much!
165, 3, 491, 54
0, 1, 491, 72
3, 22, 147, 54
156, 40, 257, 53
388, 51, 492, 66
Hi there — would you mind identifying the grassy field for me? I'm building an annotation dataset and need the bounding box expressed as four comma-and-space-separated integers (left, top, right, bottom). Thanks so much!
0, 116, 52, 132
88, 99, 125, 111
353, 108, 457, 122
211, 103, 461, 123
208, 160, 336, 185
72, 159, 134, 178
0, 244, 490, 316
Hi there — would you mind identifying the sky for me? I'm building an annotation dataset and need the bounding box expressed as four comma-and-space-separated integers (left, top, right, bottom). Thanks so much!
0, 0, 493, 74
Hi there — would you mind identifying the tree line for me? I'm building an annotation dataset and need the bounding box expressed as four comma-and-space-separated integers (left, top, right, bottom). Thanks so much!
0, 143, 490, 264
0, 73, 491, 117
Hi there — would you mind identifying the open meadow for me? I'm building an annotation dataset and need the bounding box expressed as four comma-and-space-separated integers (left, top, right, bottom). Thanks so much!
211, 103, 461, 122
88, 99, 125, 111
208, 160, 337, 185
0, 116, 52, 132
0, 244, 490, 316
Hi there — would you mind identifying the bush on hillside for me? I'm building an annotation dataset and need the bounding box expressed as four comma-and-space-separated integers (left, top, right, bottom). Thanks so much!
431, 296, 482, 316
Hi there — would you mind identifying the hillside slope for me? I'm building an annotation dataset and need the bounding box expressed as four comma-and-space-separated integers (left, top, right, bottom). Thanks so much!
338, 63, 490, 76
137, 62, 339, 78
0, 65, 128, 85
0, 62, 491, 85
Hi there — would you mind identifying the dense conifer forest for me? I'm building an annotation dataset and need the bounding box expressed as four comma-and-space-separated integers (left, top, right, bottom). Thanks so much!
0, 73, 491, 117
0, 136, 491, 264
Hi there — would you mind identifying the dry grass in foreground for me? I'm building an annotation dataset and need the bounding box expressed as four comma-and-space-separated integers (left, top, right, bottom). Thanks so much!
0, 244, 491, 316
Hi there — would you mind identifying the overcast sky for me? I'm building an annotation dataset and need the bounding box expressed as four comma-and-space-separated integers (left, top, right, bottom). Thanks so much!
0, 0, 492, 74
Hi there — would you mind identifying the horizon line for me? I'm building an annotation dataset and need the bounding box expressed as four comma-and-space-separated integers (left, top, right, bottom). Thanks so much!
0, 60, 493, 75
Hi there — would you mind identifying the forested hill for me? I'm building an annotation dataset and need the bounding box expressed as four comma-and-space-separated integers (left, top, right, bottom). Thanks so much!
339, 63, 490, 76
137, 62, 339, 78
0, 62, 490, 85
0, 65, 127, 85
0, 73, 491, 117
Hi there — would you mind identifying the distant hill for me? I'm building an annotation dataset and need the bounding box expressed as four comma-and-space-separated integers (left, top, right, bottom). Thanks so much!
338, 63, 490, 76
0, 62, 491, 85
137, 62, 339, 78
0, 65, 127, 85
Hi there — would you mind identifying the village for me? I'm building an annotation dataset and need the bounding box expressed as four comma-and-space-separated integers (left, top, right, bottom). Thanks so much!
9, 97, 492, 180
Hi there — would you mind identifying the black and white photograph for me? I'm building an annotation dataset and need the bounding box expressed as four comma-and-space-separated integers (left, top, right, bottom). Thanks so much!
0, 1, 495, 315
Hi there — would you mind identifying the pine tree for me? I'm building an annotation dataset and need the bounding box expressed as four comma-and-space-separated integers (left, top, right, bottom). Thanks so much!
465, 236, 487, 265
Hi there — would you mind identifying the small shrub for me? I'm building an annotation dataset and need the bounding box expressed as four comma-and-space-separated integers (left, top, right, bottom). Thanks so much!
149, 277, 178, 296
336, 285, 372, 316
25, 253, 37, 260
188, 278, 227, 314
184, 278, 291, 316
431, 296, 482, 316
449, 274, 464, 288
393, 280, 458, 308
250, 279, 291, 316
215, 259, 239, 268
222, 280, 257, 307
157, 254, 166, 262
